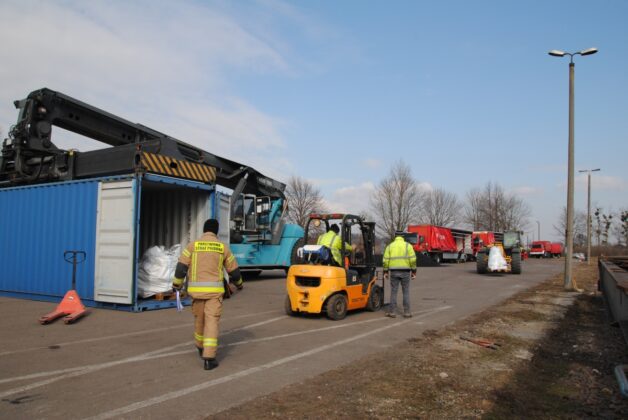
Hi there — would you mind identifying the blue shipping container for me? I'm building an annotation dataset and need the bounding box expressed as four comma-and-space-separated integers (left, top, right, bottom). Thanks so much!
0, 173, 228, 311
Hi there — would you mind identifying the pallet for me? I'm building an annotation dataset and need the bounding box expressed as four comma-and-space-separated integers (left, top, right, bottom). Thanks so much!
154, 291, 187, 301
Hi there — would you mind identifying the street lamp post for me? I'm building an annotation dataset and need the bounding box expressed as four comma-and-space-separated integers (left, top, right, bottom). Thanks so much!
536, 220, 541, 241
579, 168, 601, 265
549, 47, 598, 290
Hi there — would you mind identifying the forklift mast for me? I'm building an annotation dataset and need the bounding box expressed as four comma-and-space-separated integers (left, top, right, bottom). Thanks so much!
303, 213, 376, 267
0, 88, 286, 203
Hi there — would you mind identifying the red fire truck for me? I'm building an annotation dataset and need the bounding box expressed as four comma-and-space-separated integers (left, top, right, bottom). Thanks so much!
530, 241, 553, 258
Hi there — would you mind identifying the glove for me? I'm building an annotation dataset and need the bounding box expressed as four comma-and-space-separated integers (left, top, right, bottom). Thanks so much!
172, 276, 184, 291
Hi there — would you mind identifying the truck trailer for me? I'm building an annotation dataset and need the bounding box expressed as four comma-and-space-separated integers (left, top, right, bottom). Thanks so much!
450, 228, 473, 262
550, 242, 564, 258
407, 224, 458, 264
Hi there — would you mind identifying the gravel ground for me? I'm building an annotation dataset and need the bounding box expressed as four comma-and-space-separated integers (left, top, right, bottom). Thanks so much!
211, 259, 628, 419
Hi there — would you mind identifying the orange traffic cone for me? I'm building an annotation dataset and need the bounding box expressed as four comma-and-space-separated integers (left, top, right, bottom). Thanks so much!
39, 290, 88, 324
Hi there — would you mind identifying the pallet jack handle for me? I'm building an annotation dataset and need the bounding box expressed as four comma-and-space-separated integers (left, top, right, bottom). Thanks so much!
64, 250, 86, 290
39, 251, 88, 324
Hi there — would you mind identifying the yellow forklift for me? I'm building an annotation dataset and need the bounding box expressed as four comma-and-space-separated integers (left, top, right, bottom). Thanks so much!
285, 213, 383, 320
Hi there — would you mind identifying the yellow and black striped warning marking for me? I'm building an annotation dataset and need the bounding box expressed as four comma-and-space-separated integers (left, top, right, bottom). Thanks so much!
141, 152, 216, 183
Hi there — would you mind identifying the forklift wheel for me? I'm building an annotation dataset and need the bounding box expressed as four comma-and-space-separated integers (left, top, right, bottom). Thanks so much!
325, 294, 348, 320
284, 295, 295, 316
366, 285, 383, 312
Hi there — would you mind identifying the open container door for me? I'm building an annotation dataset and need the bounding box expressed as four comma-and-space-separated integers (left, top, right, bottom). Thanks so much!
214, 190, 231, 244
134, 174, 214, 310
93, 174, 215, 310
94, 179, 136, 304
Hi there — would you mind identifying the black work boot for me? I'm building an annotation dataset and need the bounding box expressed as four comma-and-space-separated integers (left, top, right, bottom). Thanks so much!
204, 358, 219, 370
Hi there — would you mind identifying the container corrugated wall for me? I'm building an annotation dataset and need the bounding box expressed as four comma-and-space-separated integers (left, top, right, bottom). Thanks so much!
0, 179, 98, 301
1, 174, 216, 311
138, 181, 210, 256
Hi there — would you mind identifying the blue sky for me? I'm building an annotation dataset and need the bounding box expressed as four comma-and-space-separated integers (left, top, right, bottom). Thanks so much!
1, 0, 626, 242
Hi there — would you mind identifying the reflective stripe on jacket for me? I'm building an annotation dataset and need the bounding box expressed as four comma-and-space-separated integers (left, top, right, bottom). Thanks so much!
177, 232, 239, 298
383, 236, 417, 271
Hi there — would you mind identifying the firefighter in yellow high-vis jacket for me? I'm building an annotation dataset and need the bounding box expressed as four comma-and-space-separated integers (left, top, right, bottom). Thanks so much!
172, 219, 243, 370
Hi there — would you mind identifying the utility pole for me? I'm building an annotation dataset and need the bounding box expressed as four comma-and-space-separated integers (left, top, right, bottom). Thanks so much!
579, 168, 601, 265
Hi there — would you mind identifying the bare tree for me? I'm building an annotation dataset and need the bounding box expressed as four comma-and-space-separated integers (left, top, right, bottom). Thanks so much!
463, 188, 483, 230
421, 188, 461, 227
357, 211, 372, 222
593, 207, 602, 247
553, 207, 587, 247
463, 182, 531, 231
501, 194, 531, 231
593, 207, 615, 246
369, 160, 424, 242
284, 176, 326, 228
615, 209, 628, 246
602, 213, 614, 246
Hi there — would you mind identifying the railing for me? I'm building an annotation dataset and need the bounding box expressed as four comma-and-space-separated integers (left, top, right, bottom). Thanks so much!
598, 256, 628, 397
598, 256, 628, 344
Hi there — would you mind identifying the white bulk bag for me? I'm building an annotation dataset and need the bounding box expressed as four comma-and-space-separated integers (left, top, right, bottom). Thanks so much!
138, 244, 182, 298
487, 246, 508, 271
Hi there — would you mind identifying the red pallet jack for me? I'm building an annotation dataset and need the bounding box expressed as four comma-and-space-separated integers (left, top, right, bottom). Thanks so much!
39, 251, 88, 325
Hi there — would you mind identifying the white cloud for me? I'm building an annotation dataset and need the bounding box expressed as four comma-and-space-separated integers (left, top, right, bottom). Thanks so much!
591, 175, 627, 190
512, 186, 543, 196
575, 174, 627, 191
0, 0, 326, 180
325, 182, 376, 214
362, 158, 382, 169
417, 181, 433, 192
309, 177, 353, 187
0, 3, 279, 101
322, 180, 431, 215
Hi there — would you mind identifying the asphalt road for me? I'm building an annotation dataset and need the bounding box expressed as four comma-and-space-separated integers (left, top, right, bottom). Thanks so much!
0, 258, 563, 419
